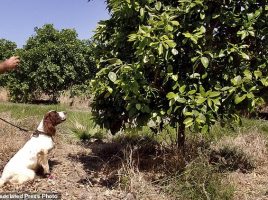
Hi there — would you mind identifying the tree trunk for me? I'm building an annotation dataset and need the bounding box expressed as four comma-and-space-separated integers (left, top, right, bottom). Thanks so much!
177, 120, 185, 155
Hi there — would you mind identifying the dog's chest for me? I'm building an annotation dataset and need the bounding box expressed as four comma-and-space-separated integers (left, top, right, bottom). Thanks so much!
20, 135, 54, 157
30, 135, 54, 151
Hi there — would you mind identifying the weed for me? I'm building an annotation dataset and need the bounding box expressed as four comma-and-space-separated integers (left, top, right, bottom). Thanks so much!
67, 114, 106, 141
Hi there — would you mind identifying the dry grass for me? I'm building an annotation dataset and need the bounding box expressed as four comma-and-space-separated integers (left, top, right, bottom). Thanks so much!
1, 101, 268, 199
210, 130, 268, 200
0, 113, 126, 200
211, 130, 267, 167
116, 149, 170, 200
0, 88, 8, 102
58, 91, 92, 109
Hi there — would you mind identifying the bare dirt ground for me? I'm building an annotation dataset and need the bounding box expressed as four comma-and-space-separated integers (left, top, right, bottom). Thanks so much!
0, 112, 169, 200
1, 88, 268, 200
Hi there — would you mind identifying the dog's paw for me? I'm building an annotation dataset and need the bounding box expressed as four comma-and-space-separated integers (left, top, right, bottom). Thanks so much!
46, 174, 55, 179
47, 174, 56, 180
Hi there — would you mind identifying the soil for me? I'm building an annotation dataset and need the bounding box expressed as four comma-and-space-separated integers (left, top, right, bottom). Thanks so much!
0, 112, 169, 200
0, 113, 129, 200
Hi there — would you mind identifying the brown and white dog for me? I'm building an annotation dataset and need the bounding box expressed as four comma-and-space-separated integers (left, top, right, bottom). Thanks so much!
0, 110, 66, 186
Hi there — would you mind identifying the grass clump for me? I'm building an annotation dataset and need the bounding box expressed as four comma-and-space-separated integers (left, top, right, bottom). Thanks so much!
210, 146, 255, 173
160, 156, 234, 200
211, 131, 267, 168
67, 113, 106, 141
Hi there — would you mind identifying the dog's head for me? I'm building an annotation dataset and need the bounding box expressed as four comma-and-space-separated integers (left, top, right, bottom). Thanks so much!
43, 110, 67, 136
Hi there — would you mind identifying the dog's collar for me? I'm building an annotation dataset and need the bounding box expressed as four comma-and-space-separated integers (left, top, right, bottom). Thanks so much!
32, 130, 47, 137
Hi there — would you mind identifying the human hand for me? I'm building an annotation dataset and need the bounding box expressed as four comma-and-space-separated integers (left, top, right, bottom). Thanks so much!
1, 56, 20, 71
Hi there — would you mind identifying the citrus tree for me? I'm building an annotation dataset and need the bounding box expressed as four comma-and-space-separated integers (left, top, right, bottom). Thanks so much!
8, 24, 96, 102
91, 0, 268, 149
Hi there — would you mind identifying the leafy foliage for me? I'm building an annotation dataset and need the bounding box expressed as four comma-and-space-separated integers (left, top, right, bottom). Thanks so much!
0, 39, 17, 86
7, 24, 96, 102
91, 0, 268, 145
0, 39, 17, 60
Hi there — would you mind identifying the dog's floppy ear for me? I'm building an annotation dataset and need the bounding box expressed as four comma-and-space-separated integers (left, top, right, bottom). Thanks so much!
44, 122, 56, 136
43, 112, 56, 136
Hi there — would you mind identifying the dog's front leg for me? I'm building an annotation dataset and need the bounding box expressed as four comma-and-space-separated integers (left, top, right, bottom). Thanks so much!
38, 150, 50, 175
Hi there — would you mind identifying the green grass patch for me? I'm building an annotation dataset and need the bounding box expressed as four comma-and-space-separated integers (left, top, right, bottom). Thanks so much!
67, 112, 106, 140
0, 102, 98, 140
0, 102, 68, 119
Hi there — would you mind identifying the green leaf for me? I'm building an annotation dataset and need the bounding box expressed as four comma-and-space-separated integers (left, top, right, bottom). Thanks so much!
208, 91, 221, 98
212, 98, 221, 106
177, 98, 186, 103
143, 55, 149, 63
201, 57, 209, 68
200, 12, 205, 20
234, 94, 246, 104
172, 75, 178, 81
188, 90, 196, 95
190, 73, 200, 79
165, 25, 174, 32
241, 52, 250, 60
202, 73, 208, 79
183, 117, 193, 128
155, 1, 162, 11
247, 13, 254, 21
179, 85, 186, 93
128, 34, 137, 42
199, 85, 206, 96
254, 70, 262, 79
218, 50, 225, 58
166, 92, 178, 100
184, 111, 193, 116
107, 87, 113, 93
191, 56, 199, 62
238, 30, 247, 40
171, 21, 179, 26
232, 76, 242, 85
196, 97, 207, 104
108, 72, 117, 82
107, 58, 122, 65
247, 92, 254, 99
201, 125, 209, 134
243, 69, 252, 80
248, 31, 255, 37
104, 92, 111, 98
261, 78, 268, 86
165, 40, 176, 48
140, 8, 145, 20
158, 43, 163, 55
136, 104, 141, 110
207, 99, 212, 108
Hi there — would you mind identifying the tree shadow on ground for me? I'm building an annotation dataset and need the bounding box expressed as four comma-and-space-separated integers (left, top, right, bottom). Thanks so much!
68, 135, 208, 188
